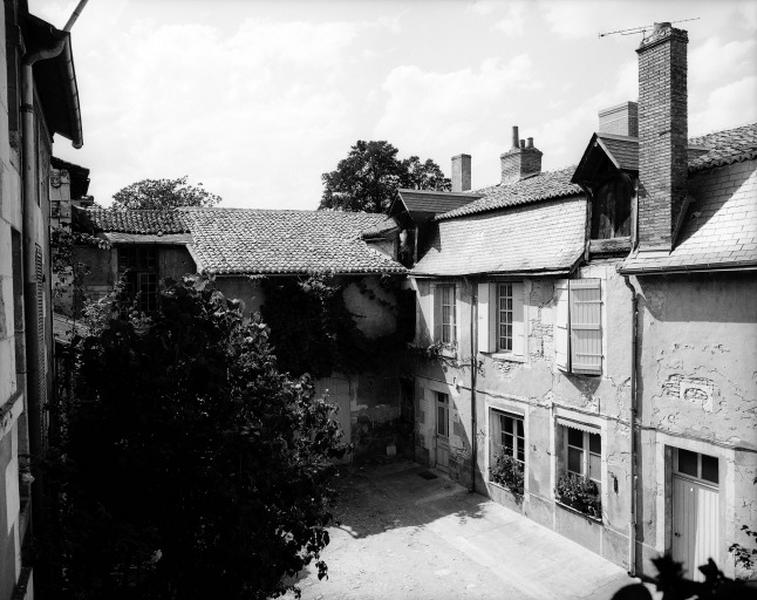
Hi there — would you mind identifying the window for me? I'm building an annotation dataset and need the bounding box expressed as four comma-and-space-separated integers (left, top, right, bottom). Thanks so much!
555, 279, 602, 375
675, 449, 718, 485
490, 410, 525, 495
565, 427, 602, 491
436, 392, 449, 438
492, 411, 525, 465
433, 283, 456, 345
477, 281, 525, 356
118, 246, 159, 311
556, 422, 602, 518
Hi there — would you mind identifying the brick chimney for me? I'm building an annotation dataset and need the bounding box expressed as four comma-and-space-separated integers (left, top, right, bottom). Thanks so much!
636, 22, 688, 251
451, 154, 471, 192
500, 125, 542, 185
598, 101, 638, 137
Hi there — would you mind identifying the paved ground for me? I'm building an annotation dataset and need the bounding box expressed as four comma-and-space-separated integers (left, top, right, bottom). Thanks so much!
289, 460, 637, 600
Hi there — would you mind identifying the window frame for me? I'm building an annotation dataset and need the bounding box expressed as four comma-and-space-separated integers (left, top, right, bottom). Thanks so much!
674, 448, 719, 486
477, 281, 525, 359
554, 278, 603, 375
564, 427, 602, 492
433, 282, 457, 347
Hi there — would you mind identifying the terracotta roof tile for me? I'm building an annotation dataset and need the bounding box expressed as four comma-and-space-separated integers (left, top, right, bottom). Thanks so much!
688, 123, 757, 172
74, 207, 189, 234
438, 167, 582, 220
180, 208, 405, 275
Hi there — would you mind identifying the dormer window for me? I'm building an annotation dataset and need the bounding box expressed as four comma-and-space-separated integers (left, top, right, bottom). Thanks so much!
591, 172, 633, 240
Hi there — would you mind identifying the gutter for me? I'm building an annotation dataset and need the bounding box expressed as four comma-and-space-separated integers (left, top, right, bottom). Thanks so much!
619, 261, 757, 276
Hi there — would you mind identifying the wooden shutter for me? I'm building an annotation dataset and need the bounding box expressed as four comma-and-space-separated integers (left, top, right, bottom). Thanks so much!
512, 282, 525, 356
477, 283, 493, 353
433, 284, 442, 343
554, 279, 570, 371
570, 278, 602, 375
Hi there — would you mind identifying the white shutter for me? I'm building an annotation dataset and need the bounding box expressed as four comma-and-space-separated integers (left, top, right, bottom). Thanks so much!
433, 284, 443, 343
570, 279, 602, 375
554, 279, 570, 371
477, 283, 493, 352
512, 282, 525, 356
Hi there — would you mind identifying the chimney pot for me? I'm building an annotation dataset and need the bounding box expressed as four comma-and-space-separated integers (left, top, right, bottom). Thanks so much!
451, 154, 472, 192
500, 130, 543, 184
519, 139, 525, 149
511, 126, 519, 149
526, 137, 534, 149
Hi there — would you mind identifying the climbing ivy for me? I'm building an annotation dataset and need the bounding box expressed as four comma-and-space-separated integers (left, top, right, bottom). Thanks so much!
260, 274, 407, 378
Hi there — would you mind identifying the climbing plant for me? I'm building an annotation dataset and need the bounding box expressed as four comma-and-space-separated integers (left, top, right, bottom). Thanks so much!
260, 274, 407, 378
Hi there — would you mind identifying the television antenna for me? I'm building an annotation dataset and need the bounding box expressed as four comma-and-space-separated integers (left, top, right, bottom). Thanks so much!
598, 17, 699, 38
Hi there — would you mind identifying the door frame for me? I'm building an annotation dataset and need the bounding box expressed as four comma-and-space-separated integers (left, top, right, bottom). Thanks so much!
654, 435, 735, 577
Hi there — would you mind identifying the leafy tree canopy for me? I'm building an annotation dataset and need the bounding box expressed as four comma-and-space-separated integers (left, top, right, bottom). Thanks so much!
320, 140, 451, 213
112, 175, 221, 210
56, 276, 345, 599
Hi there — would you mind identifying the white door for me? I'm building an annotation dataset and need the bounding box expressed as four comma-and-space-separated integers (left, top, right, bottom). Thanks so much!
671, 449, 720, 581
435, 392, 450, 471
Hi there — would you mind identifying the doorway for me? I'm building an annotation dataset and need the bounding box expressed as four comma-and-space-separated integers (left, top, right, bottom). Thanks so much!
671, 448, 720, 581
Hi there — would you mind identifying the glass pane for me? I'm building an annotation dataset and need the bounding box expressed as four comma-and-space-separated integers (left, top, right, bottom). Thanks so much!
503, 433, 513, 454
516, 419, 524, 437
678, 449, 698, 477
701, 454, 719, 484
504, 416, 513, 433
589, 452, 601, 481
437, 407, 445, 435
567, 428, 583, 448
589, 433, 601, 454
568, 447, 582, 474
517, 441, 524, 463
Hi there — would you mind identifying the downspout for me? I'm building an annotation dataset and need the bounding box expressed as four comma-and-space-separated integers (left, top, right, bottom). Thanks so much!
623, 274, 639, 577
20, 0, 88, 540
623, 175, 642, 577
469, 279, 477, 493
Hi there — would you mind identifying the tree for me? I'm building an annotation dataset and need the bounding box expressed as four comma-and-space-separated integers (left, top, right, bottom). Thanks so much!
112, 176, 221, 210
55, 276, 345, 599
320, 141, 451, 213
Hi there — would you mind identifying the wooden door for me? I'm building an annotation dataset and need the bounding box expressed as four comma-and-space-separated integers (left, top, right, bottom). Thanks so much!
435, 392, 450, 471
671, 474, 719, 581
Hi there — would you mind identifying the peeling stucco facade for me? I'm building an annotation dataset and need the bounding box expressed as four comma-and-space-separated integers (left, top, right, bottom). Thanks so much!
409, 260, 636, 569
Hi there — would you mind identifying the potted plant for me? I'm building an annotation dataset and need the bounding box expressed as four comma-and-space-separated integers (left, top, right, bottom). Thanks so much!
556, 473, 601, 519
489, 452, 524, 502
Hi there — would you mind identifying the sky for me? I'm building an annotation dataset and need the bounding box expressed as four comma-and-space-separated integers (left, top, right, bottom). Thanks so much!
31, 0, 757, 210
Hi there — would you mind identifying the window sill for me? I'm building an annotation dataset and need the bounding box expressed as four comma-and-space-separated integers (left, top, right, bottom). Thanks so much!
555, 500, 603, 524
486, 352, 526, 363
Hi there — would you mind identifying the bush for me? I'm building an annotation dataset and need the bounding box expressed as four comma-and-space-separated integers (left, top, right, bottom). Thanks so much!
556, 473, 601, 519
489, 453, 524, 500
54, 276, 347, 599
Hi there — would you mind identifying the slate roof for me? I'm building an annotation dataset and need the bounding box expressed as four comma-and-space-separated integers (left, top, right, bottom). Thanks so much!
688, 122, 757, 172
74, 206, 189, 234
394, 189, 482, 216
413, 196, 586, 276
597, 134, 638, 171
180, 208, 405, 275
438, 167, 582, 220
621, 157, 757, 274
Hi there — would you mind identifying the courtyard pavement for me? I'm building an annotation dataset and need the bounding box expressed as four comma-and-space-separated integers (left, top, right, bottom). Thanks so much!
289, 460, 637, 600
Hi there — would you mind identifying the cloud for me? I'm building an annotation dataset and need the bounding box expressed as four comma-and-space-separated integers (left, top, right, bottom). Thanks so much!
493, 4, 527, 36
690, 75, 757, 136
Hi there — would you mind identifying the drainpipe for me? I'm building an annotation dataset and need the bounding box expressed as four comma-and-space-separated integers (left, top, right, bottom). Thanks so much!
624, 181, 642, 577
469, 279, 478, 493
20, 0, 88, 548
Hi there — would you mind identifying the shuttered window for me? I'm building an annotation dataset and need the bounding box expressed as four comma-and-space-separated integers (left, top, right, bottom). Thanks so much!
554, 279, 602, 375
477, 281, 524, 356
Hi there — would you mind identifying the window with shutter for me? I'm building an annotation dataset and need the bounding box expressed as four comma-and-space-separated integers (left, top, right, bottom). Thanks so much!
554, 279, 603, 375
570, 279, 602, 375
478, 281, 525, 358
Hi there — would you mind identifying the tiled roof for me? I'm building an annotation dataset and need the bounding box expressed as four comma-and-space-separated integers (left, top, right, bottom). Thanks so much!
597, 134, 638, 171
438, 167, 582, 220
180, 208, 405, 275
74, 206, 189, 234
688, 122, 757, 172
413, 196, 586, 276
395, 189, 482, 216
621, 157, 757, 274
